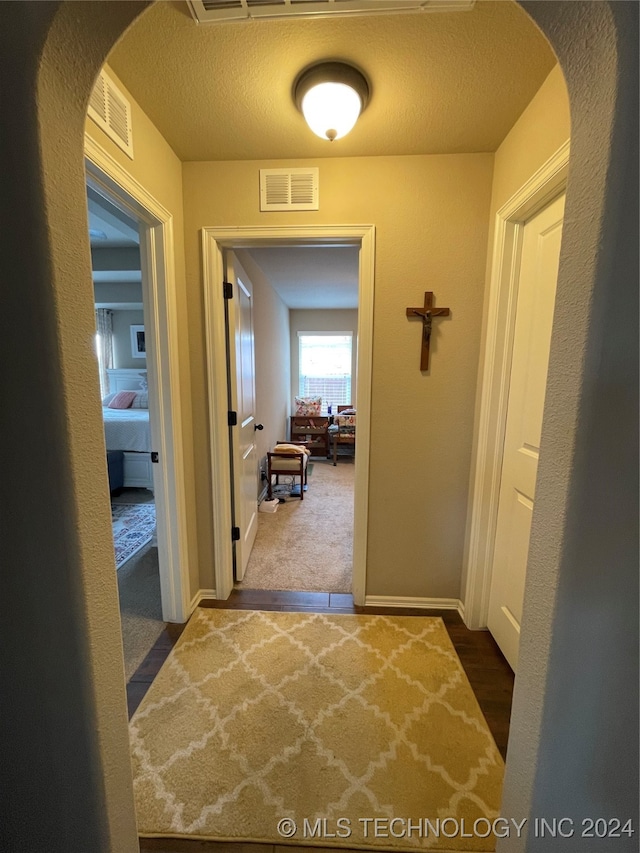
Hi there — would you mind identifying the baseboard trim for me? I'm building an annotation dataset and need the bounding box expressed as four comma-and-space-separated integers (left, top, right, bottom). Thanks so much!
364, 595, 463, 611
189, 589, 217, 613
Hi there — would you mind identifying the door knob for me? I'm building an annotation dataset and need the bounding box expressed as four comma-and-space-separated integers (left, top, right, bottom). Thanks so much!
254, 423, 264, 431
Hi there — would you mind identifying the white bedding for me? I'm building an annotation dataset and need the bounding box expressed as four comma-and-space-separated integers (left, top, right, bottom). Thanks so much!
103, 407, 151, 453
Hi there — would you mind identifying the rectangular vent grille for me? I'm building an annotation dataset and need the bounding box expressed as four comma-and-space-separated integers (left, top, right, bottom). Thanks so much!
88, 69, 134, 159
189, 0, 474, 24
260, 168, 319, 211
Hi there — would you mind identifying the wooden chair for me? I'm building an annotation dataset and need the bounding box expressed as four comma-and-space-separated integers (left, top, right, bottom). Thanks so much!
331, 405, 356, 466
267, 442, 309, 500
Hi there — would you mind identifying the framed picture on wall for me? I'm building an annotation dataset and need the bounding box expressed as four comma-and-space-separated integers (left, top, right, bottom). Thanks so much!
130, 325, 146, 358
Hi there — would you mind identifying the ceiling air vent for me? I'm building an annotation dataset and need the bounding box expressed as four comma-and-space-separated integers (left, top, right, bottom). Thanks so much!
188, 0, 474, 24
260, 168, 319, 212
88, 69, 134, 160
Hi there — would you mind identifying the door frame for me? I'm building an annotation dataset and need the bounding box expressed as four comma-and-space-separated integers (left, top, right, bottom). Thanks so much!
202, 225, 376, 603
463, 140, 570, 630
226, 252, 259, 581
85, 133, 191, 623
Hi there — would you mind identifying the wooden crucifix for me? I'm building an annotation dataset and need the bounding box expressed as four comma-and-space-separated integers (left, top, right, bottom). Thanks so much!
406, 291, 451, 371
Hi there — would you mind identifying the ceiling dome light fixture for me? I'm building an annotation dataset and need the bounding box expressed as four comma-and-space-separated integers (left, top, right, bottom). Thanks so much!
294, 61, 370, 142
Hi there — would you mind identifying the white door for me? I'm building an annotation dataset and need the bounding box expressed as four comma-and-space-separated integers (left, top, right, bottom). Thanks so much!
487, 193, 565, 671
226, 252, 259, 581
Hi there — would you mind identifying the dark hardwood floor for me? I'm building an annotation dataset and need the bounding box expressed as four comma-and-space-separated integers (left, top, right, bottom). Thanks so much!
127, 589, 514, 759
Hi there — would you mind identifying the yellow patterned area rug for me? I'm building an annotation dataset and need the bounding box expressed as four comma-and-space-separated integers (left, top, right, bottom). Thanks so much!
130, 609, 504, 852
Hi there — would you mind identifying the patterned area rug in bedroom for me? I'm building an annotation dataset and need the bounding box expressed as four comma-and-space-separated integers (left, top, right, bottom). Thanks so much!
112, 503, 156, 569
130, 609, 504, 851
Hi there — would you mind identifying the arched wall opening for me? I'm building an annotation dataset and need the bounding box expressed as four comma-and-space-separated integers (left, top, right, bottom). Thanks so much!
1, 1, 636, 850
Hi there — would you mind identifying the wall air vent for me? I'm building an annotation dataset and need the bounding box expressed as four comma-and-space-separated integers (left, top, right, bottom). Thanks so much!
188, 0, 475, 25
88, 69, 134, 159
260, 168, 319, 211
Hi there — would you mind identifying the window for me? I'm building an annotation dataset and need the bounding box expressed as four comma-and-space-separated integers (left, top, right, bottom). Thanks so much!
95, 308, 113, 399
298, 332, 353, 413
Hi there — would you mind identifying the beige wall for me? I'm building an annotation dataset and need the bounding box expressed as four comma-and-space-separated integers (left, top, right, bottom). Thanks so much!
183, 153, 494, 598
289, 309, 359, 412
490, 64, 570, 214
462, 65, 571, 598
234, 249, 291, 481
85, 65, 200, 599
84, 63, 569, 603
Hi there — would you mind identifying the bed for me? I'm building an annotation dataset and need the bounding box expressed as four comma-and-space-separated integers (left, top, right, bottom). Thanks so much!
103, 369, 154, 490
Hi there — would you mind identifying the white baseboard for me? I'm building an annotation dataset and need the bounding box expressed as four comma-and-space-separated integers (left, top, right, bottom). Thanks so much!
189, 589, 217, 613
189, 591, 466, 620
364, 595, 463, 611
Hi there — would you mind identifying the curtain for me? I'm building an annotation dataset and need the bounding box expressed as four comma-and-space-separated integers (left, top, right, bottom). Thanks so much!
95, 308, 113, 399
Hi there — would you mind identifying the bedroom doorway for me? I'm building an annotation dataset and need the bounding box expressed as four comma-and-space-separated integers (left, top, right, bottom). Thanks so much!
231, 246, 359, 595
85, 139, 191, 640
202, 225, 375, 606
89, 184, 164, 680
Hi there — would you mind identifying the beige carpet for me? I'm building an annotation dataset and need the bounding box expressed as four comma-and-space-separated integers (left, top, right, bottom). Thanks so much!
240, 459, 354, 593
130, 609, 504, 851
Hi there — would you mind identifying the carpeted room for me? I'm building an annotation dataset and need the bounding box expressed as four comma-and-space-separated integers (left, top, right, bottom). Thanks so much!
241, 456, 355, 594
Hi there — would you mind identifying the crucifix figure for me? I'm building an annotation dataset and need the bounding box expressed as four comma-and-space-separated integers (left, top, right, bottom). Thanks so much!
406, 291, 451, 371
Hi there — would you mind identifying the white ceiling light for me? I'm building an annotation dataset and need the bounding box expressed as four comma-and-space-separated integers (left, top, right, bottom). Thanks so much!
294, 61, 370, 142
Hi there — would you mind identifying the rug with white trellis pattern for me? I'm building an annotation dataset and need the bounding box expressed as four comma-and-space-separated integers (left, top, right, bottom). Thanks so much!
130, 609, 504, 850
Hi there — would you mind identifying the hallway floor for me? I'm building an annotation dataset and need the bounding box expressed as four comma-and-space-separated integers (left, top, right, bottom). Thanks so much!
239, 459, 354, 592
128, 590, 514, 760
129, 590, 514, 851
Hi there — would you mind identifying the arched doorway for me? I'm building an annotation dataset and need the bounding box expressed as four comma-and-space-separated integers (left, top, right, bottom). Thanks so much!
1, 2, 636, 849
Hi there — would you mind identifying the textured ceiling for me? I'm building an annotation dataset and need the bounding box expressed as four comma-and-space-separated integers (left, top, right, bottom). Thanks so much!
108, 0, 556, 161
246, 246, 360, 308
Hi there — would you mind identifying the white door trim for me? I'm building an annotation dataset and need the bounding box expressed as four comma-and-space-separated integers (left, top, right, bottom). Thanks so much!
202, 225, 376, 604
462, 140, 570, 630
85, 133, 191, 623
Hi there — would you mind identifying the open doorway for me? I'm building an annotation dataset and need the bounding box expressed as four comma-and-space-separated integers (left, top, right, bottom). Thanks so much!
202, 225, 375, 605
88, 183, 164, 679
84, 139, 192, 659
230, 244, 360, 594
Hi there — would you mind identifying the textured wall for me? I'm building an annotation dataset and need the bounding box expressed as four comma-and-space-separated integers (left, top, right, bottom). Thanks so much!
289, 309, 359, 410
461, 64, 571, 603
489, 64, 571, 213
0, 3, 148, 850
182, 154, 494, 599
498, 2, 639, 849
85, 63, 200, 600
